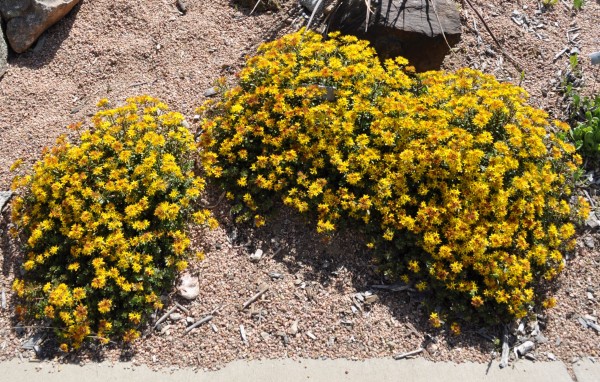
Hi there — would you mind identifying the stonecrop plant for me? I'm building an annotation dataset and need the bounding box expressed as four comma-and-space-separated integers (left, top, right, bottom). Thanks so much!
198, 30, 589, 326
10, 96, 216, 350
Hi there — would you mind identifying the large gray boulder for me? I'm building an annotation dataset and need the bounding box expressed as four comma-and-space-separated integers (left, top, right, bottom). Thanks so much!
0, 0, 80, 53
329, 0, 462, 71
0, 26, 7, 78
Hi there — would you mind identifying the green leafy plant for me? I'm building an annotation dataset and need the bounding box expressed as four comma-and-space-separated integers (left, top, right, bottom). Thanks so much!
198, 30, 589, 329
569, 94, 600, 156
10, 96, 217, 350
573, 0, 584, 10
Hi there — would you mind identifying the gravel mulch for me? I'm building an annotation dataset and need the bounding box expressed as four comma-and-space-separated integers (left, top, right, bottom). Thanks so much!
1, 0, 599, 374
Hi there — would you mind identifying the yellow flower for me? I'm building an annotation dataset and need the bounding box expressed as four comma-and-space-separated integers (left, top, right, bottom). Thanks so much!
429, 312, 442, 328
97, 299, 112, 314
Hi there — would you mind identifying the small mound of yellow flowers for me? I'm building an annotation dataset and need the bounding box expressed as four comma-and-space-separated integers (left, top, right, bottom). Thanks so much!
11, 96, 216, 349
198, 30, 589, 326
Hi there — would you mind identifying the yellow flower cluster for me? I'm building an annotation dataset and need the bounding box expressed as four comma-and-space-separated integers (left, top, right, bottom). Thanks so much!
199, 30, 588, 324
11, 96, 216, 349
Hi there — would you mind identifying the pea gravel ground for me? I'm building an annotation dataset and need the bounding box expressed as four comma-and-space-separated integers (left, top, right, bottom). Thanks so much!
1, 0, 599, 374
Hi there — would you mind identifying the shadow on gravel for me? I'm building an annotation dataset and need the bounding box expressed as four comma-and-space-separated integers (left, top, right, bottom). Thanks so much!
205, 183, 500, 360
7, 1, 82, 70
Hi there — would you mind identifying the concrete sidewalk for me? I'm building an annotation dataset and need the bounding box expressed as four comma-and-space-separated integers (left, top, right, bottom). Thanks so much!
5, 357, 600, 382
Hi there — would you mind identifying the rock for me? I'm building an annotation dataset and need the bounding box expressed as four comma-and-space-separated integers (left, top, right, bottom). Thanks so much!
250, 249, 264, 262
426, 342, 439, 355
169, 313, 182, 321
290, 320, 299, 336
0, 31, 7, 79
299, 0, 320, 12
329, 0, 461, 72
203, 87, 218, 97
186, 316, 195, 324
583, 237, 595, 249
1, 0, 81, 54
514, 341, 535, 357
364, 294, 379, 305
585, 210, 600, 228
268, 271, 283, 280
177, 272, 200, 300
0, 191, 13, 212
175, 0, 187, 14
260, 331, 270, 342
547, 352, 556, 361
306, 331, 317, 340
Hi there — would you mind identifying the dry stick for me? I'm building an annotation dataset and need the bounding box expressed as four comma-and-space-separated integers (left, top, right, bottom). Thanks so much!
463, 0, 523, 73
185, 315, 213, 333
241, 285, 270, 310
174, 301, 190, 315
499, 326, 510, 368
199, 191, 226, 210
304, 0, 325, 34
240, 324, 249, 345
153, 306, 178, 329
393, 348, 424, 360
250, 0, 262, 15
364, 0, 373, 33
428, 0, 452, 51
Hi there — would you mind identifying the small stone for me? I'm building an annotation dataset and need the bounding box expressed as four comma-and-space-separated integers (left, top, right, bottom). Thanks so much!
426, 342, 439, 354
160, 324, 171, 335
250, 249, 264, 262
260, 331, 270, 342
186, 316, 196, 324
268, 271, 283, 280
177, 273, 200, 300
584, 237, 595, 249
306, 331, 317, 340
588, 292, 595, 301
547, 353, 556, 361
193, 114, 200, 121
170, 313, 182, 321
0, 191, 13, 212
290, 320, 299, 336
515, 341, 535, 357
354, 293, 365, 302
535, 334, 548, 344
364, 294, 379, 305
176, 0, 187, 14
152, 355, 157, 363
204, 87, 218, 97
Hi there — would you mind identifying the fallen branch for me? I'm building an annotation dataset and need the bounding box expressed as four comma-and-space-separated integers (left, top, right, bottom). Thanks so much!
304, 0, 325, 33
393, 348, 424, 360
185, 315, 213, 333
199, 191, 226, 210
175, 301, 190, 315
240, 324, 249, 345
499, 326, 510, 368
241, 285, 269, 310
250, 0, 262, 15
370, 284, 414, 292
463, 0, 523, 72
428, 0, 452, 50
153, 306, 178, 329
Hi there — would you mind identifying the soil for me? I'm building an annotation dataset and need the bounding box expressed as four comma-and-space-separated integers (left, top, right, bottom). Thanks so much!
1, 0, 599, 375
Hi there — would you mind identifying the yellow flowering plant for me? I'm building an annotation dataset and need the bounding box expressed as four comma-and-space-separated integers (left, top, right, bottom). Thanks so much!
10, 96, 216, 350
198, 30, 588, 327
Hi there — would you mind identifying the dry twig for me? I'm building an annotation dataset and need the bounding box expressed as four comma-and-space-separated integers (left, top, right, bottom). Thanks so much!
241, 284, 270, 310
463, 0, 523, 72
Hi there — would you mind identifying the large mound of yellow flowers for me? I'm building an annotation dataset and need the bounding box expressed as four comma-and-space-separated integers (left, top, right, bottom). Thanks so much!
199, 30, 589, 326
11, 96, 216, 349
